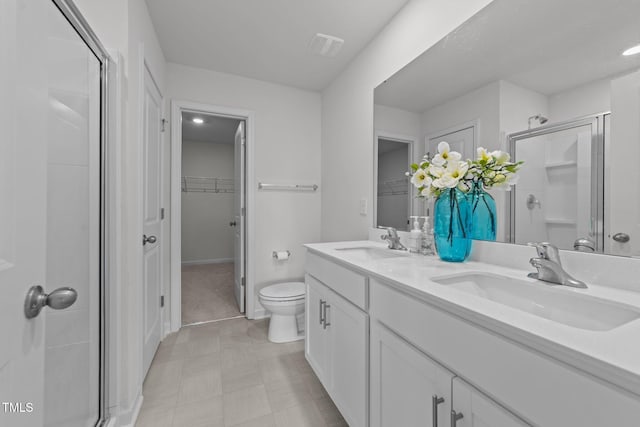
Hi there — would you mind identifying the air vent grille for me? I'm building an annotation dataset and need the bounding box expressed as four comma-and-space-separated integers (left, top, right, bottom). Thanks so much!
309, 33, 344, 57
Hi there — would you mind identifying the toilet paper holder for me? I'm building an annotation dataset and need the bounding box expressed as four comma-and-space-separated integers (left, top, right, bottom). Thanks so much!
272, 250, 291, 260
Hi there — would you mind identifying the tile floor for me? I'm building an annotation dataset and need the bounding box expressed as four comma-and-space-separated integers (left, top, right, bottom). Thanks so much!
181, 263, 242, 325
136, 317, 348, 427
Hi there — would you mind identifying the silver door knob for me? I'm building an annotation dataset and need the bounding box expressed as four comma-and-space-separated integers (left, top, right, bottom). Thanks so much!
612, 233, 630, 243
143, 234, 157, 245
24, 285, 78, 319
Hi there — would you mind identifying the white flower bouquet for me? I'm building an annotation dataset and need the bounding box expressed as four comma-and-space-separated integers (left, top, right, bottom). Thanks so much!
408, 142, 522, 197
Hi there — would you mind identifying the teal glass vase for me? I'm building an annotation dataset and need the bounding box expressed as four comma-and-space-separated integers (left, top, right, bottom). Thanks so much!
469, 181, 497, 241
434, 188, 472, 262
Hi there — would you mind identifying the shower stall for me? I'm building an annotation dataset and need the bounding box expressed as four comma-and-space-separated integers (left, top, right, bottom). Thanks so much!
508, 113, 607, 252
0, 0, 112, 426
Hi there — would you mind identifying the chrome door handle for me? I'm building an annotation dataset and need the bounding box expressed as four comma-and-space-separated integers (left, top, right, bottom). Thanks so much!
319, 300, 325, 325
229, 221, 237, 227
323, 304, 331, 329
24, 285, 78, 319
432, 395, 444, 427
451, 409, 464, 427
143, 234, 157, 245
613, 233, 630, 243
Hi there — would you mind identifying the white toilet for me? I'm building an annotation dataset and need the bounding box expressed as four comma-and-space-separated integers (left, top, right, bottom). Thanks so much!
259, 282, 306, 343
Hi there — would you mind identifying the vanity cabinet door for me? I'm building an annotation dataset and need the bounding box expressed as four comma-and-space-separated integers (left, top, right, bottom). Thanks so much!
325, 286, 368, 427
305, 275, 329, 384
451, 377, 530, 427
370, 322, 452, 427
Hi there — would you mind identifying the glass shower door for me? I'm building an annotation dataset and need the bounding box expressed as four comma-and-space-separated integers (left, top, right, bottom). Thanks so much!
0, 0, 105, 426
509, 116, 604, 251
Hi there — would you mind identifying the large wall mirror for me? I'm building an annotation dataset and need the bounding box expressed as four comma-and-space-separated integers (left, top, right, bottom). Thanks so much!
374, 0, 640, 257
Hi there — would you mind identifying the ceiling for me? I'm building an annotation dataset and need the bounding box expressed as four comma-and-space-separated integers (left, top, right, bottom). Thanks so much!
375, 0, 640, 113
145, 0, 409, 91
182, 111, 241, 143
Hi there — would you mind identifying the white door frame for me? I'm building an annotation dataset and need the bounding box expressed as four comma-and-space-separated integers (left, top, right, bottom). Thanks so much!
373, 129, 417, 229
170, 100, 256, 332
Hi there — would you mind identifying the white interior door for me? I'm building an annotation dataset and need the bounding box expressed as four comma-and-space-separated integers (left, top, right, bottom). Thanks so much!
142, 65, 163, 376
234, 122, 246, 313
1, 0, 102, 426
426, 124, 476, 160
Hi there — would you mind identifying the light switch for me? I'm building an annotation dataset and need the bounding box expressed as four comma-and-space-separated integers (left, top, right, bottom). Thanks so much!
359, 198, 367, 216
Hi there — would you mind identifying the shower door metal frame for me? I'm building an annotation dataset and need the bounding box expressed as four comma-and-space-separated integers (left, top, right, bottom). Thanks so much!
507, 112, 607, 252
50, 0, 114, 425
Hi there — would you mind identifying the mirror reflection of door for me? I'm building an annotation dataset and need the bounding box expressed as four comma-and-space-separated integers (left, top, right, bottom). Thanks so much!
425, 122, 476, 161
376, 137, 411, 230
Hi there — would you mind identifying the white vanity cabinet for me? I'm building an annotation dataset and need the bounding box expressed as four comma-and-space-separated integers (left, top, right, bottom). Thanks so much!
451, 378, 529, 427
305, 253, 368, 427
371, 321, 526, 427
370, 322, 451, 427
370, 277, 640, 427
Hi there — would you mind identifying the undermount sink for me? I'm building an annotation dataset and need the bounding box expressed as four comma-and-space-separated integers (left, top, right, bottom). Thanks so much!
431, 272, 640, 331
334, 246, 410, 260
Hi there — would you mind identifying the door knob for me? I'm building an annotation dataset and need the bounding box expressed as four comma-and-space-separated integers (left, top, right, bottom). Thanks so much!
143, 234, 157, 245
229, 221, 237, 227
24, 285, 78, 319
612, 233, 630, 243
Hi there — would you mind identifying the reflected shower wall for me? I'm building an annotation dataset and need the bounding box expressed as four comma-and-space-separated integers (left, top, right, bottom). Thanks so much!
509, 114, 606, 252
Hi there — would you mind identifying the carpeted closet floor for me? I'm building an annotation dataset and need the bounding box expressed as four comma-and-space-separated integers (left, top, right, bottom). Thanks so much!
181, 263, 242, 325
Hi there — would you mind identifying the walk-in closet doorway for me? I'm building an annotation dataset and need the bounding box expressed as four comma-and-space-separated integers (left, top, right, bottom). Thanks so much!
170, 101, 255, 330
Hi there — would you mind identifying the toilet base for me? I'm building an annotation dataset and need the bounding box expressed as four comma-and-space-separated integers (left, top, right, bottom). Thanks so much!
268, 313, 305, 343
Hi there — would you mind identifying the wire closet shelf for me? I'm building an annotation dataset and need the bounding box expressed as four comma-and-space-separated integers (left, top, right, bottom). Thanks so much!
377, 177, 409, 196
182, 176, 235, 193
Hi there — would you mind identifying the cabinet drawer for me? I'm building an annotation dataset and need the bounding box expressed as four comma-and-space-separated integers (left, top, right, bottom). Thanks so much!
306, 252, 367, 310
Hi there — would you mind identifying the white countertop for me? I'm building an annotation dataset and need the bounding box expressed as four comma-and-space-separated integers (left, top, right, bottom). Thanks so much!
304, 240, 640, 397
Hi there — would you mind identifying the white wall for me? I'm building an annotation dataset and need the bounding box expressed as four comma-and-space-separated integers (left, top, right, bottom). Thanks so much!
549, 78, 611, 122
321, 0, 495, 241
69, 0, 167, 424
422, 81, 500, 151
167, 63, 322, 318
499, 80, 549, 138
181, 141, 234, 263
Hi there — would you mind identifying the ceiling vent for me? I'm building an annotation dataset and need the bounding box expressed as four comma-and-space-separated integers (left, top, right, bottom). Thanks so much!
309, 33, 344, 57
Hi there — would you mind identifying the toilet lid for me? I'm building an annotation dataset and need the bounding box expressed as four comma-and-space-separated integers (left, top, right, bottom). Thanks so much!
259, 282, 305, 299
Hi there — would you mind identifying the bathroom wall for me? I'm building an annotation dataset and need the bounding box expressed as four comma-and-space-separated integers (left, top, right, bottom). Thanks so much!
181, 140, 235, 263
321, 0, 495, 241
549, 78, 611, 122
499, 80, 549, 137
421, 81, 501, 153
167, 63, 322, 318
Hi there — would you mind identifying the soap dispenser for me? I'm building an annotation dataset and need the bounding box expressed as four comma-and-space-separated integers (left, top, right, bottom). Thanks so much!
421, 212, 436, 255
408, 216, 423, 253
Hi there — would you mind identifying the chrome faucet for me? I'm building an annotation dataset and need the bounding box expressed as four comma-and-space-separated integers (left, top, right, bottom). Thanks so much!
381, 227, 407, 251
527, 242, 587, 289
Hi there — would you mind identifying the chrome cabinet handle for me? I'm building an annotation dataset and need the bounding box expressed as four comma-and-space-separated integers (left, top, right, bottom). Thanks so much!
323, 304, 331, 329
451, 410, 463, 427
24, 285, 78, 319
319, 300, 325, 325
432, 395, 444, 427
143, 234, 157, 245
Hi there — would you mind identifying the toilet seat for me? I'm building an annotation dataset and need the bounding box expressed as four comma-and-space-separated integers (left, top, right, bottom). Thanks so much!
259, 282, 305, 301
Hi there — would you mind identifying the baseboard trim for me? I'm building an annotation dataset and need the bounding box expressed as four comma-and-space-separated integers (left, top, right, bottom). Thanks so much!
252, 307, 268, 320
181, 258, 234, 266
114, 394, 143, 427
